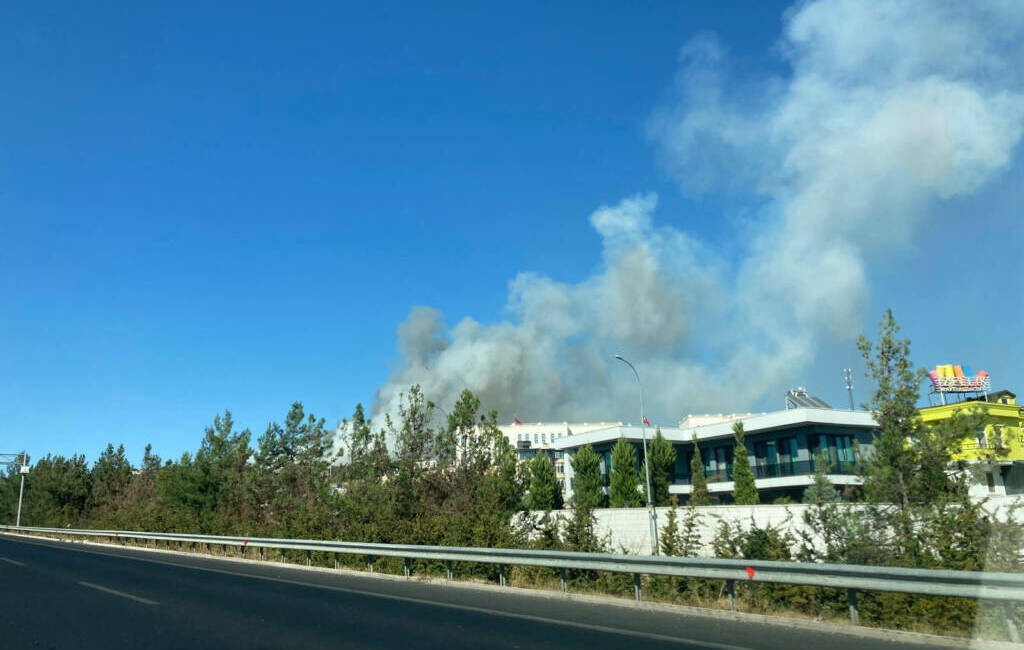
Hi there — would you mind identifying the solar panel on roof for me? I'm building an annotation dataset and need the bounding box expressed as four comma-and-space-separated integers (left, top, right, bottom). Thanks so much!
785, 390, 832, 409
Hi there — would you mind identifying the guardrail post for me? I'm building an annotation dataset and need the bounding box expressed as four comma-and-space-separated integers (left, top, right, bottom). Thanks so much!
259, 547, 264, 562
306, 550, 312, 567
366, 555, 374, 573
499, 564, 506, 587
334, 552, 339, 570
221, 544, 226, 556
726, 579, 736, 611
446, 560, 453, 581
633, 573, 642, 602
847, 589, 859, 625
280, 549, 285, 563
560, 568, 567, 593
403, 557, 411, 578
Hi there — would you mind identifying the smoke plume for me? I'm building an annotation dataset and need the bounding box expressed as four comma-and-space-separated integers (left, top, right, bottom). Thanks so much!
371, 0, 1024, 427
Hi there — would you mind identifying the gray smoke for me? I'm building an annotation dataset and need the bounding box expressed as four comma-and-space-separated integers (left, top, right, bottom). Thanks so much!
371, 0, 1024, 428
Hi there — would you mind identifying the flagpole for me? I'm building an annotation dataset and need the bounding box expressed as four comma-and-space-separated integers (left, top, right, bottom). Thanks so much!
615, 355, 659, 555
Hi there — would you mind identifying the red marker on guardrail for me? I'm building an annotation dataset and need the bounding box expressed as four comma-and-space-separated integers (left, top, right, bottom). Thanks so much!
746, 566, 755, 579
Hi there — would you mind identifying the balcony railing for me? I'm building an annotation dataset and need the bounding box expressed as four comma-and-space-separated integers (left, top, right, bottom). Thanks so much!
674, 459, 858, 485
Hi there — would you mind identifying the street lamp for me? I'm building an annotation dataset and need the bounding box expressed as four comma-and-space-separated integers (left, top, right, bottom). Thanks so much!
2, 452, 29, 527
614, 355, 659, 555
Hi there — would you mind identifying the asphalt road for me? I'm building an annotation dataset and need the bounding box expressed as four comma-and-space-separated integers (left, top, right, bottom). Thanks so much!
0, 534, 960, 650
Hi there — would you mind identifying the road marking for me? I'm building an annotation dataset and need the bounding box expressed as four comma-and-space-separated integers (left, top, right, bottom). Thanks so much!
9, 536, 747, 649
78, 581, 159, 605
0, 557, 25, 566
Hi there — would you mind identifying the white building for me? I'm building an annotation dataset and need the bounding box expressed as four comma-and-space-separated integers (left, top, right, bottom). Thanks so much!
497, 421, 623, 483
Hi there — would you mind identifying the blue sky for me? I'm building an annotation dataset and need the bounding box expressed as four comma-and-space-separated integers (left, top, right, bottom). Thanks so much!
3, 1, 1022, 465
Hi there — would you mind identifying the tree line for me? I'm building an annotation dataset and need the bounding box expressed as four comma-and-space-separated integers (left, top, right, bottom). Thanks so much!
0, 310, 1020, 638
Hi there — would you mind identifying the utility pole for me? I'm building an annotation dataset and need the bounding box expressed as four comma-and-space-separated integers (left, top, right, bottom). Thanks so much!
16, 452, 27, 527
3, 453, 29, 526
843, 368, 854, 411
614, 355, 659, 555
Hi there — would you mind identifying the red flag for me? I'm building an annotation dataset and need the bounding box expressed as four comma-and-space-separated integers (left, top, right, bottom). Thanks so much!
513, 417, 522, 425
642, 415, 650, 426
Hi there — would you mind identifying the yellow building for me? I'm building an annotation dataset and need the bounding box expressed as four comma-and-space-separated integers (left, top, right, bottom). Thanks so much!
919, 390, 1024, 496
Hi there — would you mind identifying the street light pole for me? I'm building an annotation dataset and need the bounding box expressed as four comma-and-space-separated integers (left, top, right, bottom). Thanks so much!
16, 452, 26, 527
614, 355, 659, 555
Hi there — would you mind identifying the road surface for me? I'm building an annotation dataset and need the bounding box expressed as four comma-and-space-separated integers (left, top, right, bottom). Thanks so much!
0, 533, 960, 649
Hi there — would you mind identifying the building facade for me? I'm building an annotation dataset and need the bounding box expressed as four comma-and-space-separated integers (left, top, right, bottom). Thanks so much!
918, 390, 1024, 497
497, 421, 623, 484
553, 407, 876, 504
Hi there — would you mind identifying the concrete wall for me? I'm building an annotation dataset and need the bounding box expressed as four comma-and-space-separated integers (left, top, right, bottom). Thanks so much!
537, 495, 1024, 557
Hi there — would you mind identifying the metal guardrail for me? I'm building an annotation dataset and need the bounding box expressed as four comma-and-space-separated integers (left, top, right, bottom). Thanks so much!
3, 524, 1023, 629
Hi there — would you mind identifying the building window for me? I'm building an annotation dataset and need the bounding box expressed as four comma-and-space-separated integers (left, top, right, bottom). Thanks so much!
533, 433, 539, 443
994, 426, 1004, 448
975, 428, 988, 449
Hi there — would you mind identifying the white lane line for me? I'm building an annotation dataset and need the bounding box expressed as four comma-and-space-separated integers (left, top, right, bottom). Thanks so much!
78, 581, 159, 605
84, 559, 744, 649
0, 557, 25, 566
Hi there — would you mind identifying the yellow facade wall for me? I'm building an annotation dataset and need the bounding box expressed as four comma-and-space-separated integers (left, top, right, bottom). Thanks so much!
918, 394, 1024, 462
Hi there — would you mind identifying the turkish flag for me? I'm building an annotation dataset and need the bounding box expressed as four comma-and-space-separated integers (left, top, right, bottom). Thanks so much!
642, 415, 650, 426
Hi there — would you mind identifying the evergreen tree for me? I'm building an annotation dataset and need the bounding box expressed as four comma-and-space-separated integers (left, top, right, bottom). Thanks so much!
689, 434, 710, 506
730, 421, 759, 505
345, 403, 373, 469
527, 452, 559, 511
91, 443, 132, 519
608, 437, 642, 507
643, 428, 675, 507
802, 450, 839, 505
857, 309, 966, 510
569, 444, 604, 509
660, 498, 703, 557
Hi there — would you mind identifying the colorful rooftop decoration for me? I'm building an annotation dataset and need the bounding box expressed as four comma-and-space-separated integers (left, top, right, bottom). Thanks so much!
927, 364, 991, 393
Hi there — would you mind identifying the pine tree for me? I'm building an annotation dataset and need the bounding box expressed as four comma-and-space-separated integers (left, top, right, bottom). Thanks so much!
689, 434, 710, 506
730, 421, 759, 505
608, 437, 642, 507
857, 309, 966, 510
643, 428, 675, 507
527, 452, 559, 511
802, 450, 839, 505
569, 444, 604, 509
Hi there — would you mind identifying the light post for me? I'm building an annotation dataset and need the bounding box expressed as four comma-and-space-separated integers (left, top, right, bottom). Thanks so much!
3, 453, 29, 527
16, 453, 28, 527
614, 355, 659, 555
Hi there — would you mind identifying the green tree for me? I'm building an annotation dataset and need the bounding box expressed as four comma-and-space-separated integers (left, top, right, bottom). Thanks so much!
643, 428, 675, 507
90, 443, 132, 522
689, 435, 710, 506
527, 452, 559, 511
569, 444, 604, 510
857, 310, 968, 510
730, 421, 759, 505
345, 403, 374, 470
802, 450, 840, 505
608, 437, 642, 508
660, 499, 703, 557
